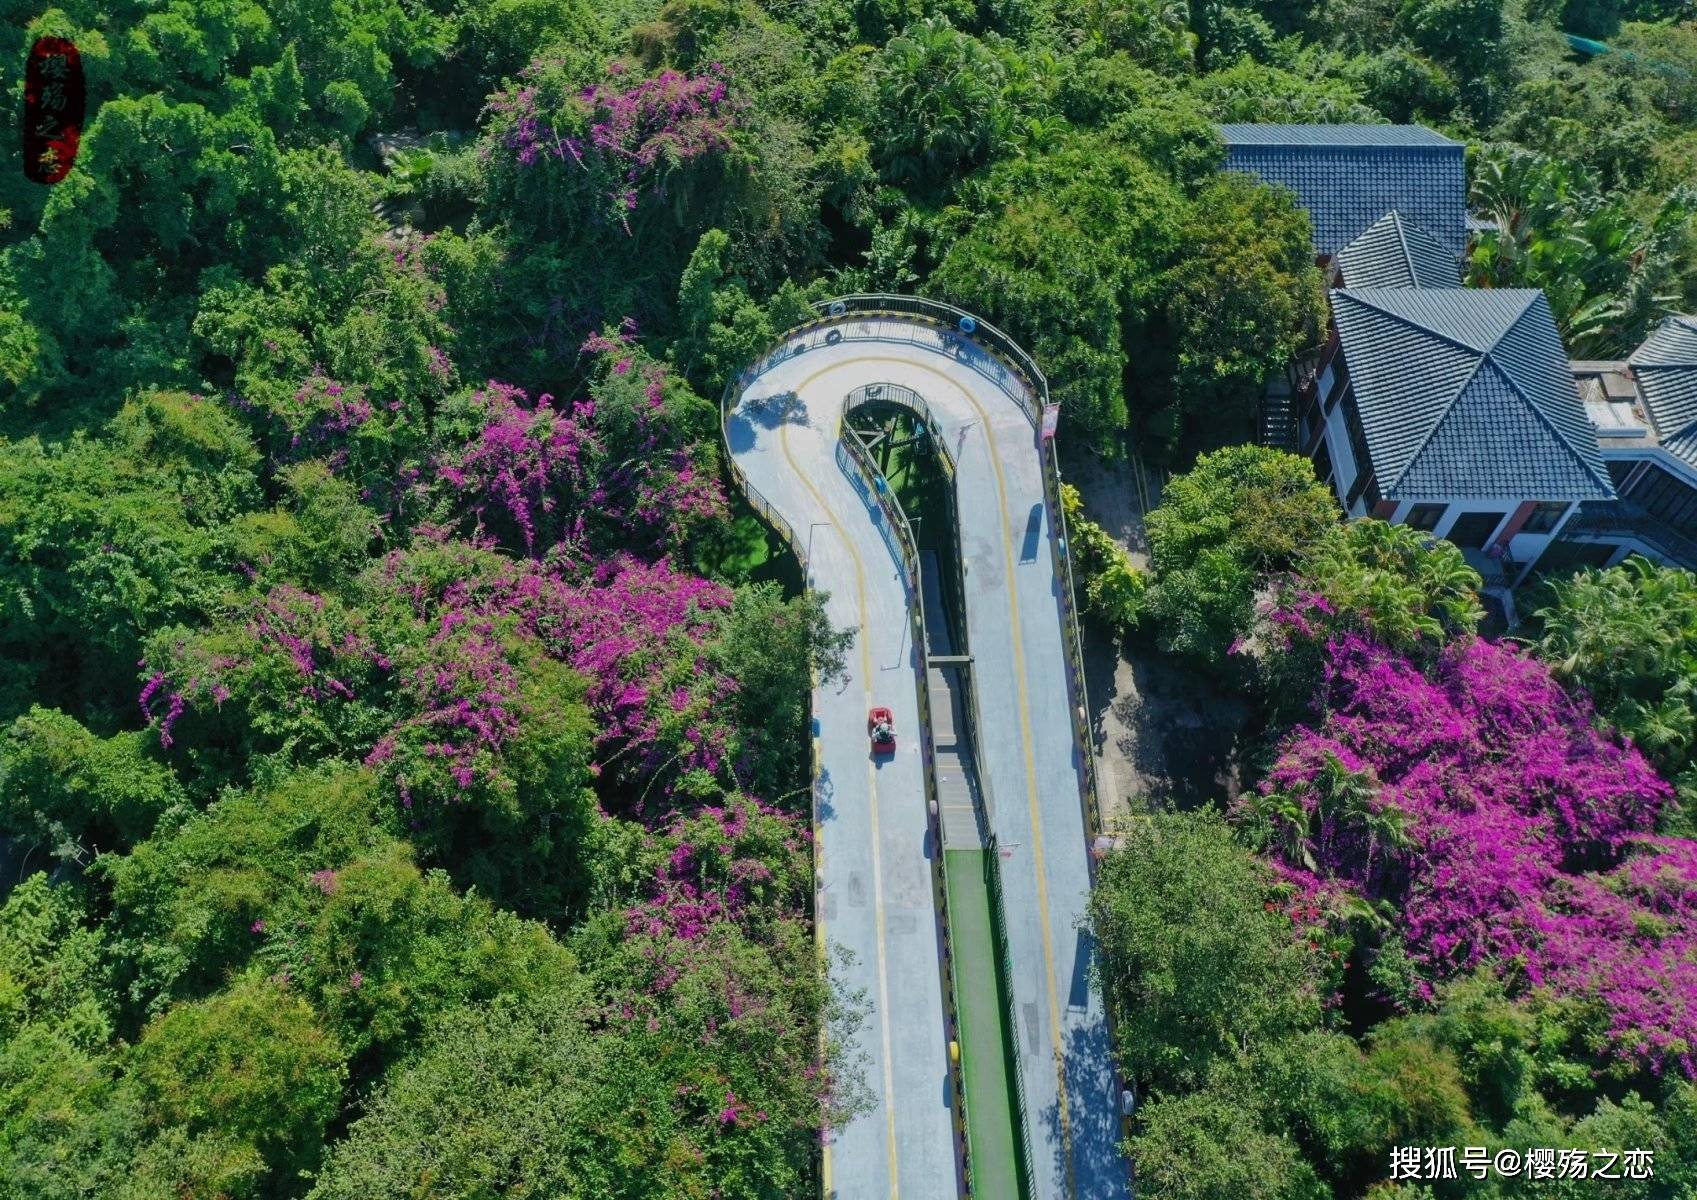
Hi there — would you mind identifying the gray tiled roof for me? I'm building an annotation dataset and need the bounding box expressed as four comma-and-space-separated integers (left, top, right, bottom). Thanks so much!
1630, 314, 1697, 469
1218, 124, 1466, 257
1334, 211, 1463, 289
1218, 124, 1459, 147
1331, 288, 1615, 501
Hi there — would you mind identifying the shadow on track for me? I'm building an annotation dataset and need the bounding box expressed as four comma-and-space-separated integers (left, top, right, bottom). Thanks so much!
1038, 1018, 1132, 1199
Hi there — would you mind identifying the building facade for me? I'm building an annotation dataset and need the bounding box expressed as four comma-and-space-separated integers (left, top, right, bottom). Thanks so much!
1556, 315, 1697, 572
1220, 124, 1668, 594
1297, 284, 1615, 590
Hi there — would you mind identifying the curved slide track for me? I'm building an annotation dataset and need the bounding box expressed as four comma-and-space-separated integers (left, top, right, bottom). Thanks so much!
723, 300, 1131, 1200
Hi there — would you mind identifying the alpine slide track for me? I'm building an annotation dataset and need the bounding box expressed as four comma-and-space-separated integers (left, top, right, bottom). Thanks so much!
721, 296, 1133, 1200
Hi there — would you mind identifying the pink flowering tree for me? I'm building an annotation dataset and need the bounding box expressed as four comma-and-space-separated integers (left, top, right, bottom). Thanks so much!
430, 341, 724, 560
432, 381, 601, 555
567, 790, 865, 1176
140, 543, 750, 818
1243, 633, 1696, 1075
482, 59, 741, 236
227, 370, 432, 525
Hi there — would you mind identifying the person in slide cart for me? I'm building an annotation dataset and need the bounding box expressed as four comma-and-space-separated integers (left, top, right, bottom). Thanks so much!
868, 706, 896, 755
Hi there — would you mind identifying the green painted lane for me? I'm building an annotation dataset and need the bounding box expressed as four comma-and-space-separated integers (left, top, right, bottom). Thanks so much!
946, 848, 1025, 1200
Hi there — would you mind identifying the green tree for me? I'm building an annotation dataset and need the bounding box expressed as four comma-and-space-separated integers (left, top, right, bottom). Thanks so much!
103, 763, 585, 1021
1143, 445, 1339, 667
0, 875, 113, 1052
1153, 172, 1326, 456
872, 17, 1011, 188
1468, 145, 1697, 357
0, 707, 188, 869
1296, 520, 1483, 650
1129, 1077, 1326, 1200
1397, 0, 1509, 119
671, 228, 816, 395
712, 584, 852, 799
1061, 482, 1147, 634
1088, 808, 1328, 1092
125, 976, 345, 1185
228, 461, 382, 593
0, 880, 137, 1200
0, 392, 258, 722
1050, 0, 1194, 67
1531, 557, 1697, 816
932, 135, 1182, 440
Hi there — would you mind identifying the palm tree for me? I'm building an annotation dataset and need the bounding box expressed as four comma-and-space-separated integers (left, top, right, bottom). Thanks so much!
1240, 787, 1314, 870
874, 18, 1006, 187
1470, 146, 1697, 356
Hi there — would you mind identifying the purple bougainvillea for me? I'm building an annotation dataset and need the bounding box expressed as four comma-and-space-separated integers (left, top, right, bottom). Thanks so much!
436, 381, 600, 554
485, 62, 737, 231
143, 544, 740, 809
435, 357, 724, 560
1248, 633, 1694, 1075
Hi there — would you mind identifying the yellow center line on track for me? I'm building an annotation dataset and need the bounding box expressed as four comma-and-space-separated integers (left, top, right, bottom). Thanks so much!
789, 348, 1078, 1193
774, 384, 903, 1199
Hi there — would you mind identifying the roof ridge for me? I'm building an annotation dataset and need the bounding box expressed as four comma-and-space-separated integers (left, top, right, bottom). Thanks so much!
1334, 288, 1493, 356
1479, 306, 1615, 493
1406, 357, 1607, 495
1384, 340, 1492, 491
1391, 211, 1415, 282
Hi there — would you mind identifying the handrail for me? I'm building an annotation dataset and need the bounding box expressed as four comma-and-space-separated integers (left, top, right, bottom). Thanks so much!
718, 294, 1048, 430
983, 832, 1037, 1195
825, 295, 1050, 411
721, 299, 1127, 1186
1564, 503, 1697, 570
843, 382, 969, 654
833, 406, 977, 1196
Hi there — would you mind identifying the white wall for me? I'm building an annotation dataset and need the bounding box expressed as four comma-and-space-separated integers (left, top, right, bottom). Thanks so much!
1320, 399, 1359, 509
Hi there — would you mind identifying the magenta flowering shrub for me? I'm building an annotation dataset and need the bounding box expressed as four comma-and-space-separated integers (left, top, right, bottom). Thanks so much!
1250, 633, 1695, 1074
538, 554, 738, 792
435, 381, 600, 554
483, 60, 739, 232
574, 795, 846, 1169
577, 334, 727, 555
433, 348, 724, 560
229, 370, 430, 520
141, 584, 394, 755
142, 543, 741, 810
627, 796, 813, 944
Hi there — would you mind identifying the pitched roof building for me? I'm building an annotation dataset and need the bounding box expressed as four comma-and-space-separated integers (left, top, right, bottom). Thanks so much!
1332, 211, 1462, 290
1218, 124, 1467, 258
1327, 288, 1613, 504
1218, 122, 1697, 594
1557, 316, 1697, 571
1630, 314, 1697, 471
1294, 284, 1614, 595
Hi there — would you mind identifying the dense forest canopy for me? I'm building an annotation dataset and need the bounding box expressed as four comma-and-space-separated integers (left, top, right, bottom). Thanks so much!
2, 0, 1697, 1196
1076, 441, 1697, 1199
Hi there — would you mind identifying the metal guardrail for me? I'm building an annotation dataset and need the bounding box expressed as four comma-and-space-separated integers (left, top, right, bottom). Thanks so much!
722, 447, 809, 575
1563, 504, 1697, 570
824, 295, 1049, 413
833, 401, 977, 1196
1040, 442, 1105, 840
720, 296, 1127, 1187
719, 295, 1046, 429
